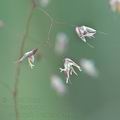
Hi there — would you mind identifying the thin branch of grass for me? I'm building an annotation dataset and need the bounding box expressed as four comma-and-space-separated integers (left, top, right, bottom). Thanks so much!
13, 1, 35, 120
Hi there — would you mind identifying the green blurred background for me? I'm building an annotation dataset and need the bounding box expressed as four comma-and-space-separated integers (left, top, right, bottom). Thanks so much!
0, 0, 120, 120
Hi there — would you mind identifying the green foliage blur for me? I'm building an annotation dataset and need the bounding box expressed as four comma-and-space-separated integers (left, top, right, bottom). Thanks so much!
0, 0, 120, 120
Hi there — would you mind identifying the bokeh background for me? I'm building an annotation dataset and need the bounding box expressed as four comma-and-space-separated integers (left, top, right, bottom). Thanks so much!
0, 0, 120, 120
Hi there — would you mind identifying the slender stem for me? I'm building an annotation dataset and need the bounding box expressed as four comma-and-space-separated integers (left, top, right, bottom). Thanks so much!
37, 7, 76, 47
13, 2, 35, 120
37, 7, 54, 47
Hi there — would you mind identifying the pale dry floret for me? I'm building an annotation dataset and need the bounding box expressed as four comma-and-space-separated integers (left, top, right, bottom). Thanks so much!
75, 26, 96, 42
17, 48, 38, 69
55, 32, 69, 55
60, 58, 82, 83
110, 0, 120, 12
80, 58, 99, 78
51, 75, 67, 95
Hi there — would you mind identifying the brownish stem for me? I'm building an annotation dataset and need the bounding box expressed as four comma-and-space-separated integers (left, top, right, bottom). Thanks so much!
13, 2, 35, 120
